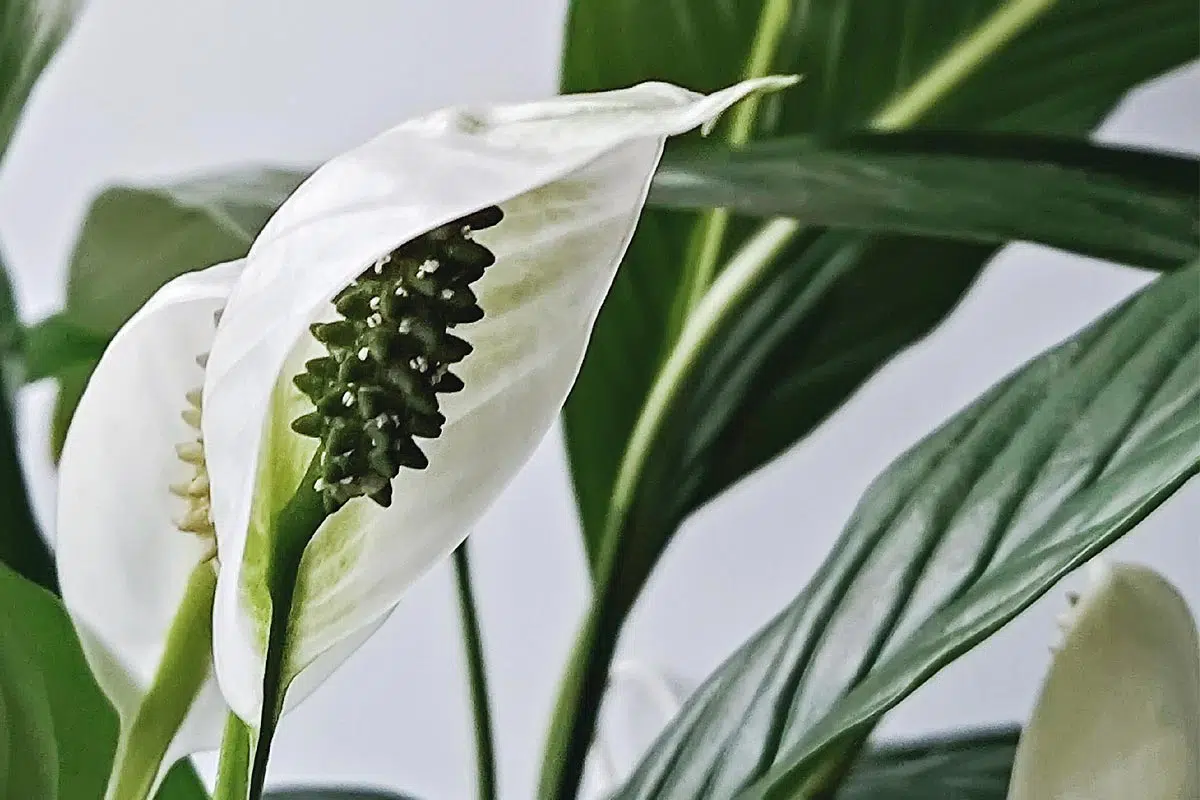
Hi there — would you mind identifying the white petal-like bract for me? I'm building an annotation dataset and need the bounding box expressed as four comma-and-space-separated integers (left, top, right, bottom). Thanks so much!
57, 261, 243, 791
204, 77, 797, 723
1008, 562, 1200, 800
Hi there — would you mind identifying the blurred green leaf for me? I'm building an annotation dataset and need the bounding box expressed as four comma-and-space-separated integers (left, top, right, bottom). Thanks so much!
651, 133, 1199, 270
0, 561, 210, 799
0, 559, 111, 797
265, 790, 419, 800
0, 250, 54, 591
0, 593, 58, 799
561, 0, 1199, 572
47, 167, 307, 457
23, 313, 107, 382
158, 761, 210, 800
609, 263, 1199, 799
0, 0, 82, 163
839, 727, 1020, 800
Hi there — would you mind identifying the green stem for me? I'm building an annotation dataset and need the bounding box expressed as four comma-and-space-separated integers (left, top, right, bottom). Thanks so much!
212, 713, 252, 800
668, 0, 794, 337
452, 544, 498, 800
729, 0, 1062, 303
537, 587, 629, 800
108, 562, 216, 800
871, 0, 1059, 130
246, 454, 329, 799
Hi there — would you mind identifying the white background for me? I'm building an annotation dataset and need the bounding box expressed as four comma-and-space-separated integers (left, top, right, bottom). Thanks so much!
2, 2, 1196, 797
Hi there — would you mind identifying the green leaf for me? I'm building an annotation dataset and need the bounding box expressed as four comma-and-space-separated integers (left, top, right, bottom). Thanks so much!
609, 263, 1199, 799
159, 761, 211, 800
22, 313, 108, 383
561, 0, 1199, 566
45, 167, 307, 457
838, 727, 1020, 800
0, 598, 57, 799
547, 5, 1197, 792
0, 0, 81, 162
0, 249, 54, 591
559, 0, 766, 566
265, 790, 419, 800
0, 560, 210, 799
651, 133, 1200, 271
0, 558, 111, 797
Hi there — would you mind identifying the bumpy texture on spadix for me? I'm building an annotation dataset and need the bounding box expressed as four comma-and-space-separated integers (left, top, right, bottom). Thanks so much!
202, 76, 799, 724
57, 261, 245, 793
292, 206, 502, 512
1007, 562, 1200, 800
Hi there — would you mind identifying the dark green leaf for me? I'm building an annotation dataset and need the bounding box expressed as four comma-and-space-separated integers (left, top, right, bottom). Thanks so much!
839, 727, 1020, 800
610, 263, 1199, 799
547, 5, 1197, 792
0, 0, 81, 162
158, 761, 211, 800
0, 559, 112, 798
48, 167, 308, 457
0, 249, 54, 591
651, 133, 1199, 270
265, 790, 419, 800
560, 0, 763, 565
0, 561, 210, 799
0, 597, 57, 799
23, 313, 109, 383
562, 0, 1199, 567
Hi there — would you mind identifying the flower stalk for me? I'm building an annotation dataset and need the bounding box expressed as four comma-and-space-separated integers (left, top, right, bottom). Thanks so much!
453, 543, 498, 800
213, 713, 252, 800
109, 562, 217, 800
245, 453, 329, 800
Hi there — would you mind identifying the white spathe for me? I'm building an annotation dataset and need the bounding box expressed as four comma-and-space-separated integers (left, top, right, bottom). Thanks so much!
202, 77, 798, 724
57, 260, 244, 793
1008, 562, 1200, 800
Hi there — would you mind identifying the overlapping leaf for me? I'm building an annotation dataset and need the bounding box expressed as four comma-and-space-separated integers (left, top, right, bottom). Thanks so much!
838, 727, 1019, 800
611, 263, 1199, 799
651, 133, 1199, 270
545, 4, 1198, 792
562, 0, 1199, 565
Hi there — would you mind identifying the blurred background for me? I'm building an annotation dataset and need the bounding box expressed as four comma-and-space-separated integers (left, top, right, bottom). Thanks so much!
2, 1, 1196, 797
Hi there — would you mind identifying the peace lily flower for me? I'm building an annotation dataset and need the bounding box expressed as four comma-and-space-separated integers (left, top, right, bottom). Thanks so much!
199, 76, 798, 732
57, 261, 244, 798
53, 75, 797, 793
1008, 561, 1199, 799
